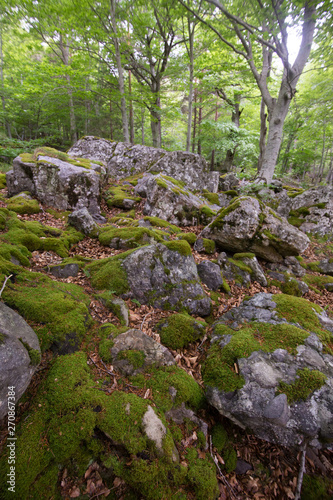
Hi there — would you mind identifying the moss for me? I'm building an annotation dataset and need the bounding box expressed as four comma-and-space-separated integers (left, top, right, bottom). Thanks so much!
162, 239, 192, 257
273, 294, 330, 342
186, 450, 219, 500
19, 339, 41, 365
98, 338, 114, 362
2, 271, 92, 351
85, 249, 135, 293
202, 321, 310, 392
106, 185, 140, 208
203, 190, 219, 205
302, 274, 333, 291
288, 216, 304, 228
301, 474, 333, 500
0, 172, 6, 189
0, 242, 31, 266
143, 216, 182, 234
228, 258, 253, 274
199, 205, 215, 218
137, 365, 205, 413
179, 232, 197, 245
123, 457, 187, 500
117, 349, 146, 369
233, 252, 256, 260
210, 198, 241, 230
281, 277, 302, 297
156, 179, 168, 189
223, 189, 238, 196
157, 313, 206, 350
276, 368, 327, 403
306, 261, 320, 272
161, 175, 186, 188
203, 238, 216, 254
99, 226, 168, 248
6, 195, 40, 215
212, 423, 228, 451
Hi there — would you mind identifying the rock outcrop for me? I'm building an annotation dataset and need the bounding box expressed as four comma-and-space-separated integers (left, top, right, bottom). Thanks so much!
68, 135, 219, 192
0, 303, 41, 420
200, 196, 309, 262
6, 149, 106, 214
203, 293, 333, 449
135, 173, 220, 226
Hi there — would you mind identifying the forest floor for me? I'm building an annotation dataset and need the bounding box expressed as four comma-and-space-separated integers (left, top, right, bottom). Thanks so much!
0, 184, 333, 499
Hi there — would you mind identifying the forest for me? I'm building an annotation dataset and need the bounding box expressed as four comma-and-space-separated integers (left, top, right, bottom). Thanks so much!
1, 2, 333, 499
0, 0, 332, 185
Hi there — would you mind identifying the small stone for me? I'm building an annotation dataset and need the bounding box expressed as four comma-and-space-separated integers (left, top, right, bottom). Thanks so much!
263, 394, 289, 426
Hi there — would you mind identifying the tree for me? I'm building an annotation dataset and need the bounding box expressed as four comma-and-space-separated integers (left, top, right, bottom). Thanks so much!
179, 0, 322, 183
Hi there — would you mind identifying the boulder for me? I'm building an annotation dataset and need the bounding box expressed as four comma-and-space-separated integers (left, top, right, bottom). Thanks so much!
135, 173, 220, 226
6, 150, 106, 215
203, 293, 333, 448
48, 263, 80, 278
200, 196, 309, 262
318, 259, 333, 276
121, 243, 212, 316
218, 173, 240, 192
108, 328, 175, 376
0, 303, 41, 420
197, 261, 224, 291
68, 135, 219, 192
68, 207, 99, 236
279, 186, 333, 236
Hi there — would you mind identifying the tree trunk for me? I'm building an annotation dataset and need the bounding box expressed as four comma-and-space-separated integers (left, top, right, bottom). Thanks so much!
150, 91, 161, 148
110, 0, 129, 143
141, 106, 145, 145
326, 142, 333, 184
0, 24, 11, 138
186, 18, 194, 152
128, 70, 134, 143
197, 95, 202, 155
223, 92, 242, 172
192, 86, 197, 153
257, 97, 267, 175
109, 99, 113, 140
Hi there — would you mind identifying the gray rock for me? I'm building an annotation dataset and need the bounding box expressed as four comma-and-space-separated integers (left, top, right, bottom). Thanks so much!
197, 261, 223, 291
0, 303, 40, 420
68, 135, 219, 192
121, 244, 212, 316
48, 263, 79, 278
7, 153, 105, 215
324, 283, 333, 292
68, 207, 99, 236
200, 196, 310, 263
135, 174, 220, 226
109, 328, 175, 376
142, 405, 167, 455
110, 298, 129, 327
219, 173, 239, 192
205, 293, 333, 448
237, 255, 267, 287
318, 259, 333, 276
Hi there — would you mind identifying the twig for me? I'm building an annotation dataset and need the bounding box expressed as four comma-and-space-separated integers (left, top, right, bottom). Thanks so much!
197, 334, 208, 351
140, 312, 152, 330
88, 355, 116, 378
0, 275, 12, 298
209, 435, 238, 499
295, 440, 307, 500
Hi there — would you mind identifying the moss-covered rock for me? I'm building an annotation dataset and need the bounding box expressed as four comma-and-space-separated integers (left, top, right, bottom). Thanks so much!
6, 194, 40, 214
99, 225, 169, 249
2, 270, 92, 352
157, 313, 207, 350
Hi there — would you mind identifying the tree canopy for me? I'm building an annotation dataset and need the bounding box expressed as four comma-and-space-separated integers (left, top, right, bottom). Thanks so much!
0, 0, 332, 184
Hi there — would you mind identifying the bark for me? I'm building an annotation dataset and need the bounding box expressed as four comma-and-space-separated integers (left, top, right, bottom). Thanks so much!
197, 95, 202, 155
0, 24, 11, 138
110, 0, 129, 143
141, 106, 145, 145
326, 142, 333, 184
192, 86, 197, 153
59, 36, 77, 143
257, 97, 267, 175
186, 17, 195, 152
109, 99, 113, 140
128, 69, 134, 143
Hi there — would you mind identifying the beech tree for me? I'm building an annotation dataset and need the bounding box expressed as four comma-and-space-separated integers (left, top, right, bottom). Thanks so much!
179, 0, 323, 184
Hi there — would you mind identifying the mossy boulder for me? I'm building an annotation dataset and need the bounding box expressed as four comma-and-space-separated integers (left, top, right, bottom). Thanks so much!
6, 193, 40, 214
157, 313, 207, 349
0, 352, 179, 499
135, 173, 219, 227
1, 270, 92, 352
7, 147, 106, 214
99, 225, 169, 249
0, 302, 41, 419
87, 243, 211, 316
200, 196, 310, 263
203, 293, 333, 448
